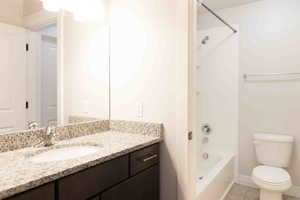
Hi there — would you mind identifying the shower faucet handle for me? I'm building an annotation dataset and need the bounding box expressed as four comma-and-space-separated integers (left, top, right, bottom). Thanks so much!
201, 124, 211, 135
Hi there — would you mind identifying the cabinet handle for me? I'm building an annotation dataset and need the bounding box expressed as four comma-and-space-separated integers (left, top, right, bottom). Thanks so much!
142, 154, 158, 162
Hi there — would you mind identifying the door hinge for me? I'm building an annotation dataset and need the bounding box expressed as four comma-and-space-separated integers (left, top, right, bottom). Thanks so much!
188, 131, 193, 140
26, 101, 29, 109
26, 43, 29, 51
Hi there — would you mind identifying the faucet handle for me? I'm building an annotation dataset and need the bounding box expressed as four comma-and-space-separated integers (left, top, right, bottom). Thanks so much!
46, 126, 56, 136
28, 121, 38, 130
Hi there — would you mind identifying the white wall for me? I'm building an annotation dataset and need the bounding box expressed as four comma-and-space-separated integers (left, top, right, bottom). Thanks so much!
109, 0, 190, 199
198, 0, 300, 187
62, 11, 110, 122
0, 0, 23, 26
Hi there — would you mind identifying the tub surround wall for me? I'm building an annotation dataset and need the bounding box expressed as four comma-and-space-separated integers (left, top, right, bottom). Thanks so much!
0, 120, 162, 153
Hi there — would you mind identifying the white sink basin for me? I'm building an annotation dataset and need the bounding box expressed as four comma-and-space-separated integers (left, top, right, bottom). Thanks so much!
29, 145, 102, 163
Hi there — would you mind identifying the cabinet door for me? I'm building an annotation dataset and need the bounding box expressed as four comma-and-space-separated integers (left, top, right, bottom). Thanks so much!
88, 196, 100, 200
58, 155, 129, 200
102, 165, 159, 200
6, 183, 55, 200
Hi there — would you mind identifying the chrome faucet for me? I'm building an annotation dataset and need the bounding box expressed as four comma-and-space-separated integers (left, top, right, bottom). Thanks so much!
28, 121, 38, 130
44, 124, 57, 147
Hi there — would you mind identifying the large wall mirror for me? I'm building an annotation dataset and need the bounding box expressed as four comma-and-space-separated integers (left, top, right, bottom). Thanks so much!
0, 0, 110, 132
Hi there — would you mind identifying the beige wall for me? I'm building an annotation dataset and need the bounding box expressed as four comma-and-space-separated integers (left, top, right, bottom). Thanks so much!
0, 0, 23, 26
23, 0, 43, 16
62, 11, 110, 122
0, 0, 45, 27
109, 0, 187, 199
198, 0, 300, 186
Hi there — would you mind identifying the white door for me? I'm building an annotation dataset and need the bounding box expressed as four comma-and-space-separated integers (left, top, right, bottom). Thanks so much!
26, 31, 42, 126
0, 23, 26, 132
41, 36, 57, 126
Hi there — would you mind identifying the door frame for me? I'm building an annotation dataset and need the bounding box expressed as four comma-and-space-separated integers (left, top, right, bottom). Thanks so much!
41, 34, 58, 126
187, 0, 199, 198
25, 10, 64, 126
174, 0, 198, 200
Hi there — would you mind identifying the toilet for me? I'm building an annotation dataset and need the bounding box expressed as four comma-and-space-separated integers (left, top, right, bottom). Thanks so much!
252, 133, 294, 200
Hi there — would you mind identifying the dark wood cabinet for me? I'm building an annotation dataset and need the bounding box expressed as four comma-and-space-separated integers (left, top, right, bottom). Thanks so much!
58, 155, 129, 200
5, 144, 159, 200
101, 165, 159, 200
6, 183, 55, 200
88, 196, 100, 200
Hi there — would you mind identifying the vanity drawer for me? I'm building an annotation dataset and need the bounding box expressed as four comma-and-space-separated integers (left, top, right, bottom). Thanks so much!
6, 183, 55, 200
130, 144, 159, 175
57, 155, 129, 200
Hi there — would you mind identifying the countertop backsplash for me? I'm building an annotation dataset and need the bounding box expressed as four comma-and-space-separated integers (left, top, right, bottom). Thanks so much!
0, 120, 163, 153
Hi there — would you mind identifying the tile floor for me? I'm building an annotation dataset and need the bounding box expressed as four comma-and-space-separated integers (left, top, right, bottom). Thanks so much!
225, 184, 300, 200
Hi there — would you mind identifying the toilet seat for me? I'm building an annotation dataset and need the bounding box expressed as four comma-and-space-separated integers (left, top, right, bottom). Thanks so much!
252, 165, 292, 191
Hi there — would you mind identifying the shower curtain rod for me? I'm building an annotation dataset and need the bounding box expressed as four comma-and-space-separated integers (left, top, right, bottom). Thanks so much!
199, 2, 238, 34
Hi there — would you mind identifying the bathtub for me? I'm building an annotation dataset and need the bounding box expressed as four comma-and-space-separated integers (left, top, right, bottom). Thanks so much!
196, 153, 235, 200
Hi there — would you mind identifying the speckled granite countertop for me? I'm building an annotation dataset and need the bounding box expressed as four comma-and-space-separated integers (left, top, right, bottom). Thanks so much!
0, 131, 161, 199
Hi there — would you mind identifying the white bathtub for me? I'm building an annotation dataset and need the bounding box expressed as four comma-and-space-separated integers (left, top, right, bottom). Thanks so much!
196, 153, 235, 200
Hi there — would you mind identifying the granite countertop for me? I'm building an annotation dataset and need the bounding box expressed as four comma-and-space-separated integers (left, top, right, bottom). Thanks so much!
0, 131, 161, 199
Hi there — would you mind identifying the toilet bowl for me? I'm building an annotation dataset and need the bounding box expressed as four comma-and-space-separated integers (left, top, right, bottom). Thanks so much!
252, 165, 291, 200
252, 133, 294, 200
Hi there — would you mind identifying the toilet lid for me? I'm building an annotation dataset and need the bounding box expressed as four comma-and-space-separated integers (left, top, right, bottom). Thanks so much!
252, 166, 291, 185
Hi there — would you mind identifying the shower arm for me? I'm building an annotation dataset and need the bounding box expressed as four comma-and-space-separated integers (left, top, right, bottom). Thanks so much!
198, 2, 238, 34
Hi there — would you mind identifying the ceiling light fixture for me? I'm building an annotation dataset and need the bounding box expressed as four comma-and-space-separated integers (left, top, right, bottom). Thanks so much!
40, 0, 104, 22
41, 0, 60, 12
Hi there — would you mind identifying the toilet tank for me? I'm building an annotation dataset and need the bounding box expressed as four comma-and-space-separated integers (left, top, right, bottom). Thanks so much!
254, 133, 294, 168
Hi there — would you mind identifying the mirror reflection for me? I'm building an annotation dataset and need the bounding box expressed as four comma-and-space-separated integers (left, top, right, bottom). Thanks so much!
0, 0, 110, 132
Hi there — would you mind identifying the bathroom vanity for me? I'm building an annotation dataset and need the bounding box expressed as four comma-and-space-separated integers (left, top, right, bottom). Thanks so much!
6, 144, 159, 200
0, 121, 162, 200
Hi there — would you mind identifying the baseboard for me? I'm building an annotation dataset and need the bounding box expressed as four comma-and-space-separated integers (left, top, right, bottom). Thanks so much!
237, 174, 300, 198
220, 181, 235, 200
236, 175, 257, 188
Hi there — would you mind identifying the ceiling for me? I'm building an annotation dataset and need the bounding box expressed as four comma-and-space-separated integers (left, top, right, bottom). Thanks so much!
199, 0, 262, 12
